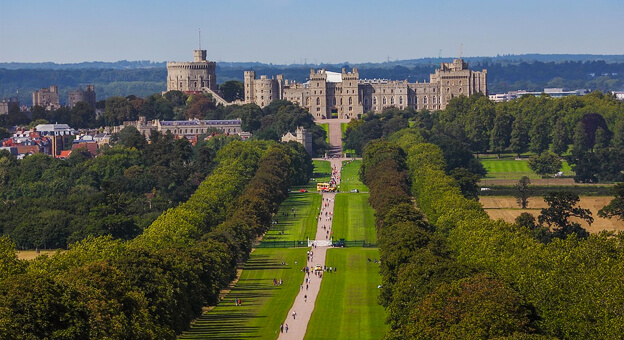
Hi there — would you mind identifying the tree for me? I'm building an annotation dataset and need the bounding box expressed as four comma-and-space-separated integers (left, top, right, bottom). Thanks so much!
527, 152, 561, 177
450, 168, 481, 200
538, 191, 592, 239
529, 118, 550, 154
185, 94, 215, 119
551, 118, 568, 156
219, 80, 244, 102
612, 118, 624, 150
489, 113, 512, 157
509, 117, 530, 157
598, 183, 624, 220
405, 274, 535, 339
514, 176, 532, 209
116, 126, 147, 150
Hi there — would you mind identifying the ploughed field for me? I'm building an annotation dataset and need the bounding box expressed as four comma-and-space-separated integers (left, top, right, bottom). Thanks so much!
480, 196, 624, 233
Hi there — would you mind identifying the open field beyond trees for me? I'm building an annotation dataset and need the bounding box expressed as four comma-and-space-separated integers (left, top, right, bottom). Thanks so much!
305, 248, 387, 340
332, 193, 377, 243
480, 196, 624, 233
179, 248, 307, 340
480, 158, 573, 180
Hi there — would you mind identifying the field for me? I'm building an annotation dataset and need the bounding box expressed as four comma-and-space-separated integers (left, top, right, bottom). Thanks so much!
481, 158, 573, 180
17, 249, 60, 260
263, 192, 321, 242
179, 248, 307, 340
305, 248, 387, 340
480, 196, 624, 233
339, 160, 368, 192
298, 160, 331, 192
332, 193, 377, 242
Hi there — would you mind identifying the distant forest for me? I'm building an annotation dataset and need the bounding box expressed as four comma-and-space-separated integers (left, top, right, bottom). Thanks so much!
1, 54, 624, 106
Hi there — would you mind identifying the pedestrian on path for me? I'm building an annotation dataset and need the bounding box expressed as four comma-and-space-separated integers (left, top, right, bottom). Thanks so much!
280, 323, 284, 333
292, 311, 297, 319
305, 294, 307, 302
285, 324, 289, 333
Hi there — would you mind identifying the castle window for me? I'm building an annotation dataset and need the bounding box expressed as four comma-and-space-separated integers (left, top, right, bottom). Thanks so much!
316, 98, 320, 105
459, 88, 463, 93
447, 88, 450, 93
349, 97, 352, 105
399, 97, 403, 105
194, 82, 197, 88
447, 81, 450, 85
383, 97, 387, 105
349, 106, 352, 111
261, 102, 264, 106
391, 97, 394, 105
317, 107, 320, 112
317, 83, 319, 87
459, 80, 462, 85
424, 96, 428, 104
340, 98, 343, 105
306, 98, 310, 105
373, 97, 377, 105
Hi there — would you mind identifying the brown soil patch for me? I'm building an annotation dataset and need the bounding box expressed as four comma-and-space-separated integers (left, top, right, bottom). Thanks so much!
17, 249, 60, 260
480, 196, 624, 233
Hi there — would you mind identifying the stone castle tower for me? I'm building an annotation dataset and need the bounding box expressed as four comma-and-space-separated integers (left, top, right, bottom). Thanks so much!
166, 50, 217, 93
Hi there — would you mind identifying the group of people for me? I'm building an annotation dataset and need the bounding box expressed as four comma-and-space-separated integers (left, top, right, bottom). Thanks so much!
273, 278, 283, 286
280, 323, 289, 333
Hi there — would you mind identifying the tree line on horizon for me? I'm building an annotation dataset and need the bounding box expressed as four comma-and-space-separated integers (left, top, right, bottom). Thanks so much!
2, 58, 624, 105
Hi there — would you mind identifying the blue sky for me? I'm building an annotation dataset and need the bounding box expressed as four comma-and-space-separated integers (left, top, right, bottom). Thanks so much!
0, 0, 622, 64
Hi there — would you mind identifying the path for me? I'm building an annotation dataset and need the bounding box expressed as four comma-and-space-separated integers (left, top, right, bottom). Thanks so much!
278, 158, 342, 339
322, 118, 350, 157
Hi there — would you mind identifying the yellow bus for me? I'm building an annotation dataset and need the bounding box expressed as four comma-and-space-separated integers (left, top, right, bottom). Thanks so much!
316, 183, 336, 192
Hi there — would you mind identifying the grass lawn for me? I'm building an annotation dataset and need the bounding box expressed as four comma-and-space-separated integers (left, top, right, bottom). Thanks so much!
305, 248, 387, 340
264, 192, 321, 242
481, 158, 573, 180
295, 161, 332, 192
339, 160, 368, 192
332, 193, 377, 242
180, 248, 307, 340
319, 123, 329, 144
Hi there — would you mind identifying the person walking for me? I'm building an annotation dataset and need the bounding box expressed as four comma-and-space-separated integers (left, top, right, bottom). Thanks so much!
292, 311, 297, 320
280, 323, 284, 333
285, 324, 289, 333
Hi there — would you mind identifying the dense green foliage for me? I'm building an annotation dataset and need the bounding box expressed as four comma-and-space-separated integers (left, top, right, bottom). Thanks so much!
375, 133, 624, 339
346, 91, 624, 183
0, 131, 240, 249
0, 140, 311, 339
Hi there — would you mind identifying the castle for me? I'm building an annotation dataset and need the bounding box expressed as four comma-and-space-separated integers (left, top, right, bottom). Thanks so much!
245, 58, 487, 119
167, 49, 487, 119
167, 50, 218, 94
68, 85, 96, 109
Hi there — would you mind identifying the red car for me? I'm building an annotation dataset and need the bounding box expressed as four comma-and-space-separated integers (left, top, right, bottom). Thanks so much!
300, 189, 308, 193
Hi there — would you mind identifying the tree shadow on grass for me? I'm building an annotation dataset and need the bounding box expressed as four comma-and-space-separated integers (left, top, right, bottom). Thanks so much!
180, 312, 265, 339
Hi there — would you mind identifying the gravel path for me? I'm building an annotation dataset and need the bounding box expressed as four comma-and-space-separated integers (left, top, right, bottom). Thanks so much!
278, 157, 342, 339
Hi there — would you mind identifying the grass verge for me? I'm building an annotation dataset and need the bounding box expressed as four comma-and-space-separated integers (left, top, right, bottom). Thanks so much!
319, 123, 329, 144
332, 193, 376, 243
305, 248, 387, 340
264, 193, 321, 242
180, 248, 307, 340
339, 160, 368, 192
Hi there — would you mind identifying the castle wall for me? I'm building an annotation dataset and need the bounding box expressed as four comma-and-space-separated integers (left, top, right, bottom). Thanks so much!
243, 58, 486, 118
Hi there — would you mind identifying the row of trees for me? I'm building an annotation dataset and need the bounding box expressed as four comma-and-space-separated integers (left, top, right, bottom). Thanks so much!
361, 139, 537, 339
396, 133, 624, 338
0, 140, 311, 339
